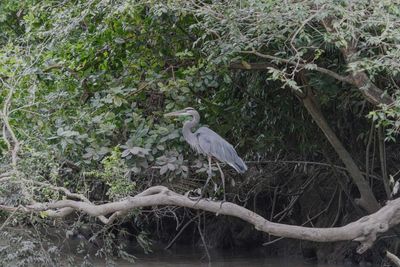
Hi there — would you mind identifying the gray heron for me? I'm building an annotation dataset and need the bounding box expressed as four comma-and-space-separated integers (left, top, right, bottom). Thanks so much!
165, 107, 247, 200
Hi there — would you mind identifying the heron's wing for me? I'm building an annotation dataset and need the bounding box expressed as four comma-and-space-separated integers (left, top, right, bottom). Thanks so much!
195, 127, 247, 173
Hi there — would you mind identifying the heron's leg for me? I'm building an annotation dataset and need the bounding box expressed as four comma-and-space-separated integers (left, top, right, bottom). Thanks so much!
200, 156, 213, 198
215, 161, 226, 203
207, 155, 212, 176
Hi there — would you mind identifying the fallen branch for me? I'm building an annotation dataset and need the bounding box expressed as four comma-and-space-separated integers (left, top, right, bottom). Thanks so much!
0, 174, 112, 224
387, 250, 400, 267
1, 186, 400, 254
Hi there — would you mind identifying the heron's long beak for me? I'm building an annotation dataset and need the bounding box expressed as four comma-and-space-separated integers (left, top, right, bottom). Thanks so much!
164, 110, 188, 117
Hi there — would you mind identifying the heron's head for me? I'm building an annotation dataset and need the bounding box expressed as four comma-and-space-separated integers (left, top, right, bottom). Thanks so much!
164, 107, 197, 118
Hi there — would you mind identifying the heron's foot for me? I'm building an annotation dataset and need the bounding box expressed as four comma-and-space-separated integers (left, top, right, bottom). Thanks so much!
186, 188, 201, 201
188, 194, 201, 202
189, 186, 208, 207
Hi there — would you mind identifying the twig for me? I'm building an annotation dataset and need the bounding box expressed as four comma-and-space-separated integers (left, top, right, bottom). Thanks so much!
365, 120, 375, 186
197, 212, 211, 262
289, 12, 320, 54
0, 206, 20, 231
331, 190, 342, 227
245, 160, 381, 180
165, 212, 202, 250
264, 186, 338, 246
270, 187, 278, 221
274, 174, 316, 221
378, 126, 391, 198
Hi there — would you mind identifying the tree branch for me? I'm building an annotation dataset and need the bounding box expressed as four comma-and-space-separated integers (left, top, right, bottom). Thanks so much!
240, 50, 354, 83
321, 20, 394, 106
0, 78, 21, 167
298, 81, 379, 213
350, 70, 394, 106
1, 186, 400, 254
240, 49, 395, 107
387, 250, 400, 267
229, 61, 274, 70
0, 175, 112, 224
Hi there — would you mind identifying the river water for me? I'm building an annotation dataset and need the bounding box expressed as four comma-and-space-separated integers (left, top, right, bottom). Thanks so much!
112, 248, 352, 267
131, 256, 340, 267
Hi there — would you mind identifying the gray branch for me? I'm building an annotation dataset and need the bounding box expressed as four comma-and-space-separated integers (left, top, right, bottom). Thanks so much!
1, 186, 400, 254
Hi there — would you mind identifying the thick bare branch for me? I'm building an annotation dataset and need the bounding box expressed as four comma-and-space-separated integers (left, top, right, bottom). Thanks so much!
1, 186, 400, 254
387, 250, 400, 267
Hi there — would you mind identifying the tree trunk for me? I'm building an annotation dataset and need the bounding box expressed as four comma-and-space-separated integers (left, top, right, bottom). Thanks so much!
300, 90, 380, 213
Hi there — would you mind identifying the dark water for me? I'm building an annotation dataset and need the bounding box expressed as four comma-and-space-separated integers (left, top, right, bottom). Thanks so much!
113, 248, 349, 267
130, 257, 340, 267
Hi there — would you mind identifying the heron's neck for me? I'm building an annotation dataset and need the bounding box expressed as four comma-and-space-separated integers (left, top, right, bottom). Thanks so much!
182, 112, 200, 146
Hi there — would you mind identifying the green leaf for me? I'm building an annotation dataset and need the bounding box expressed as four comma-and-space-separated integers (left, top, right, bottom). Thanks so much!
160, 165, 169, 175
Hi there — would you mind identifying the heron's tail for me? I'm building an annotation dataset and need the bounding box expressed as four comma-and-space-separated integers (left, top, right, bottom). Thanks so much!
233, 157, 247, 173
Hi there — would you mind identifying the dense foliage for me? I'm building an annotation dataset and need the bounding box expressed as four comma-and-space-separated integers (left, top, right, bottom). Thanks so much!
1, 0, 399, 266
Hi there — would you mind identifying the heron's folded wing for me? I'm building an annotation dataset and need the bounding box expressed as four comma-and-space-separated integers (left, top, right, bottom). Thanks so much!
195, 127, 246, 173
195, 127, 238, 163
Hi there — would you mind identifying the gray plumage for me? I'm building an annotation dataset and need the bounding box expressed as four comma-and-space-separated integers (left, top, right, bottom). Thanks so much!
194, 127, 247, 173
165, 107, 247, 173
